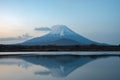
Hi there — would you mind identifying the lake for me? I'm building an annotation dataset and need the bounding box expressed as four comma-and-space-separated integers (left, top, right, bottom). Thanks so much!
0, 52, 120, 80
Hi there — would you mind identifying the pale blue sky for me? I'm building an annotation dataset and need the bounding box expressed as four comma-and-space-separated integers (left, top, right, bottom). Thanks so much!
0, 0, 120, 44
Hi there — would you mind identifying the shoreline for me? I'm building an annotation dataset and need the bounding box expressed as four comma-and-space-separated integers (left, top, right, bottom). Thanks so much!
0, 45, 120, 52
0, 53, 120, 57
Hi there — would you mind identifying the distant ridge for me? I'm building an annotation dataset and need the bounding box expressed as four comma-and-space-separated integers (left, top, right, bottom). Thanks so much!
20, 25, 103, 46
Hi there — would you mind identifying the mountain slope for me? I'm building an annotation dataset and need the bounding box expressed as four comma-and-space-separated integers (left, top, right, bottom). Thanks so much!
21, 25, 100, 45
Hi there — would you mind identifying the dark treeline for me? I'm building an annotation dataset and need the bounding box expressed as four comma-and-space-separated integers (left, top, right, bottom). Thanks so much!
0, 44, 120, 52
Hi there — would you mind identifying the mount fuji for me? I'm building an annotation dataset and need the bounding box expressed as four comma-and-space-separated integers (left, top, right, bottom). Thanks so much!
21, 25, 102, 46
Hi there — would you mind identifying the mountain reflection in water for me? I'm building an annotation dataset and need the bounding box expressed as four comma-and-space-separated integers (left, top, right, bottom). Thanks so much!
22, 56, 95, 77
0, 54, 120, 80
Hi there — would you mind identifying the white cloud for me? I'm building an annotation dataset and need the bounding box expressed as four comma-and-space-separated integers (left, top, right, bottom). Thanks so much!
34, 27, 51, 31
0, 33, 32, 41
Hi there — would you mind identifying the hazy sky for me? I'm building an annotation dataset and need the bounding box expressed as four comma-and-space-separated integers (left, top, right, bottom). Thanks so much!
0, 0, 120, 45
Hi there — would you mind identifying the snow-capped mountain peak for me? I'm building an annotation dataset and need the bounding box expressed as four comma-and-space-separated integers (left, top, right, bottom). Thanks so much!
49, 25, 81, 40
21, 25, 102, 45
51, 25, 68, 37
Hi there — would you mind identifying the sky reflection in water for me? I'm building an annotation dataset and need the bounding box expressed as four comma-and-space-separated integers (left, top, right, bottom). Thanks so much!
0, 52, 120, 80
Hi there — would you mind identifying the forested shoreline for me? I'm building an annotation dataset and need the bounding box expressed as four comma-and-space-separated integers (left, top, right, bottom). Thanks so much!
0, 44, 120, 52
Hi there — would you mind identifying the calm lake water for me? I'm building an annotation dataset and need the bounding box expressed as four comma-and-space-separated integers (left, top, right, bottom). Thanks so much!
0, 52, 120, 80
